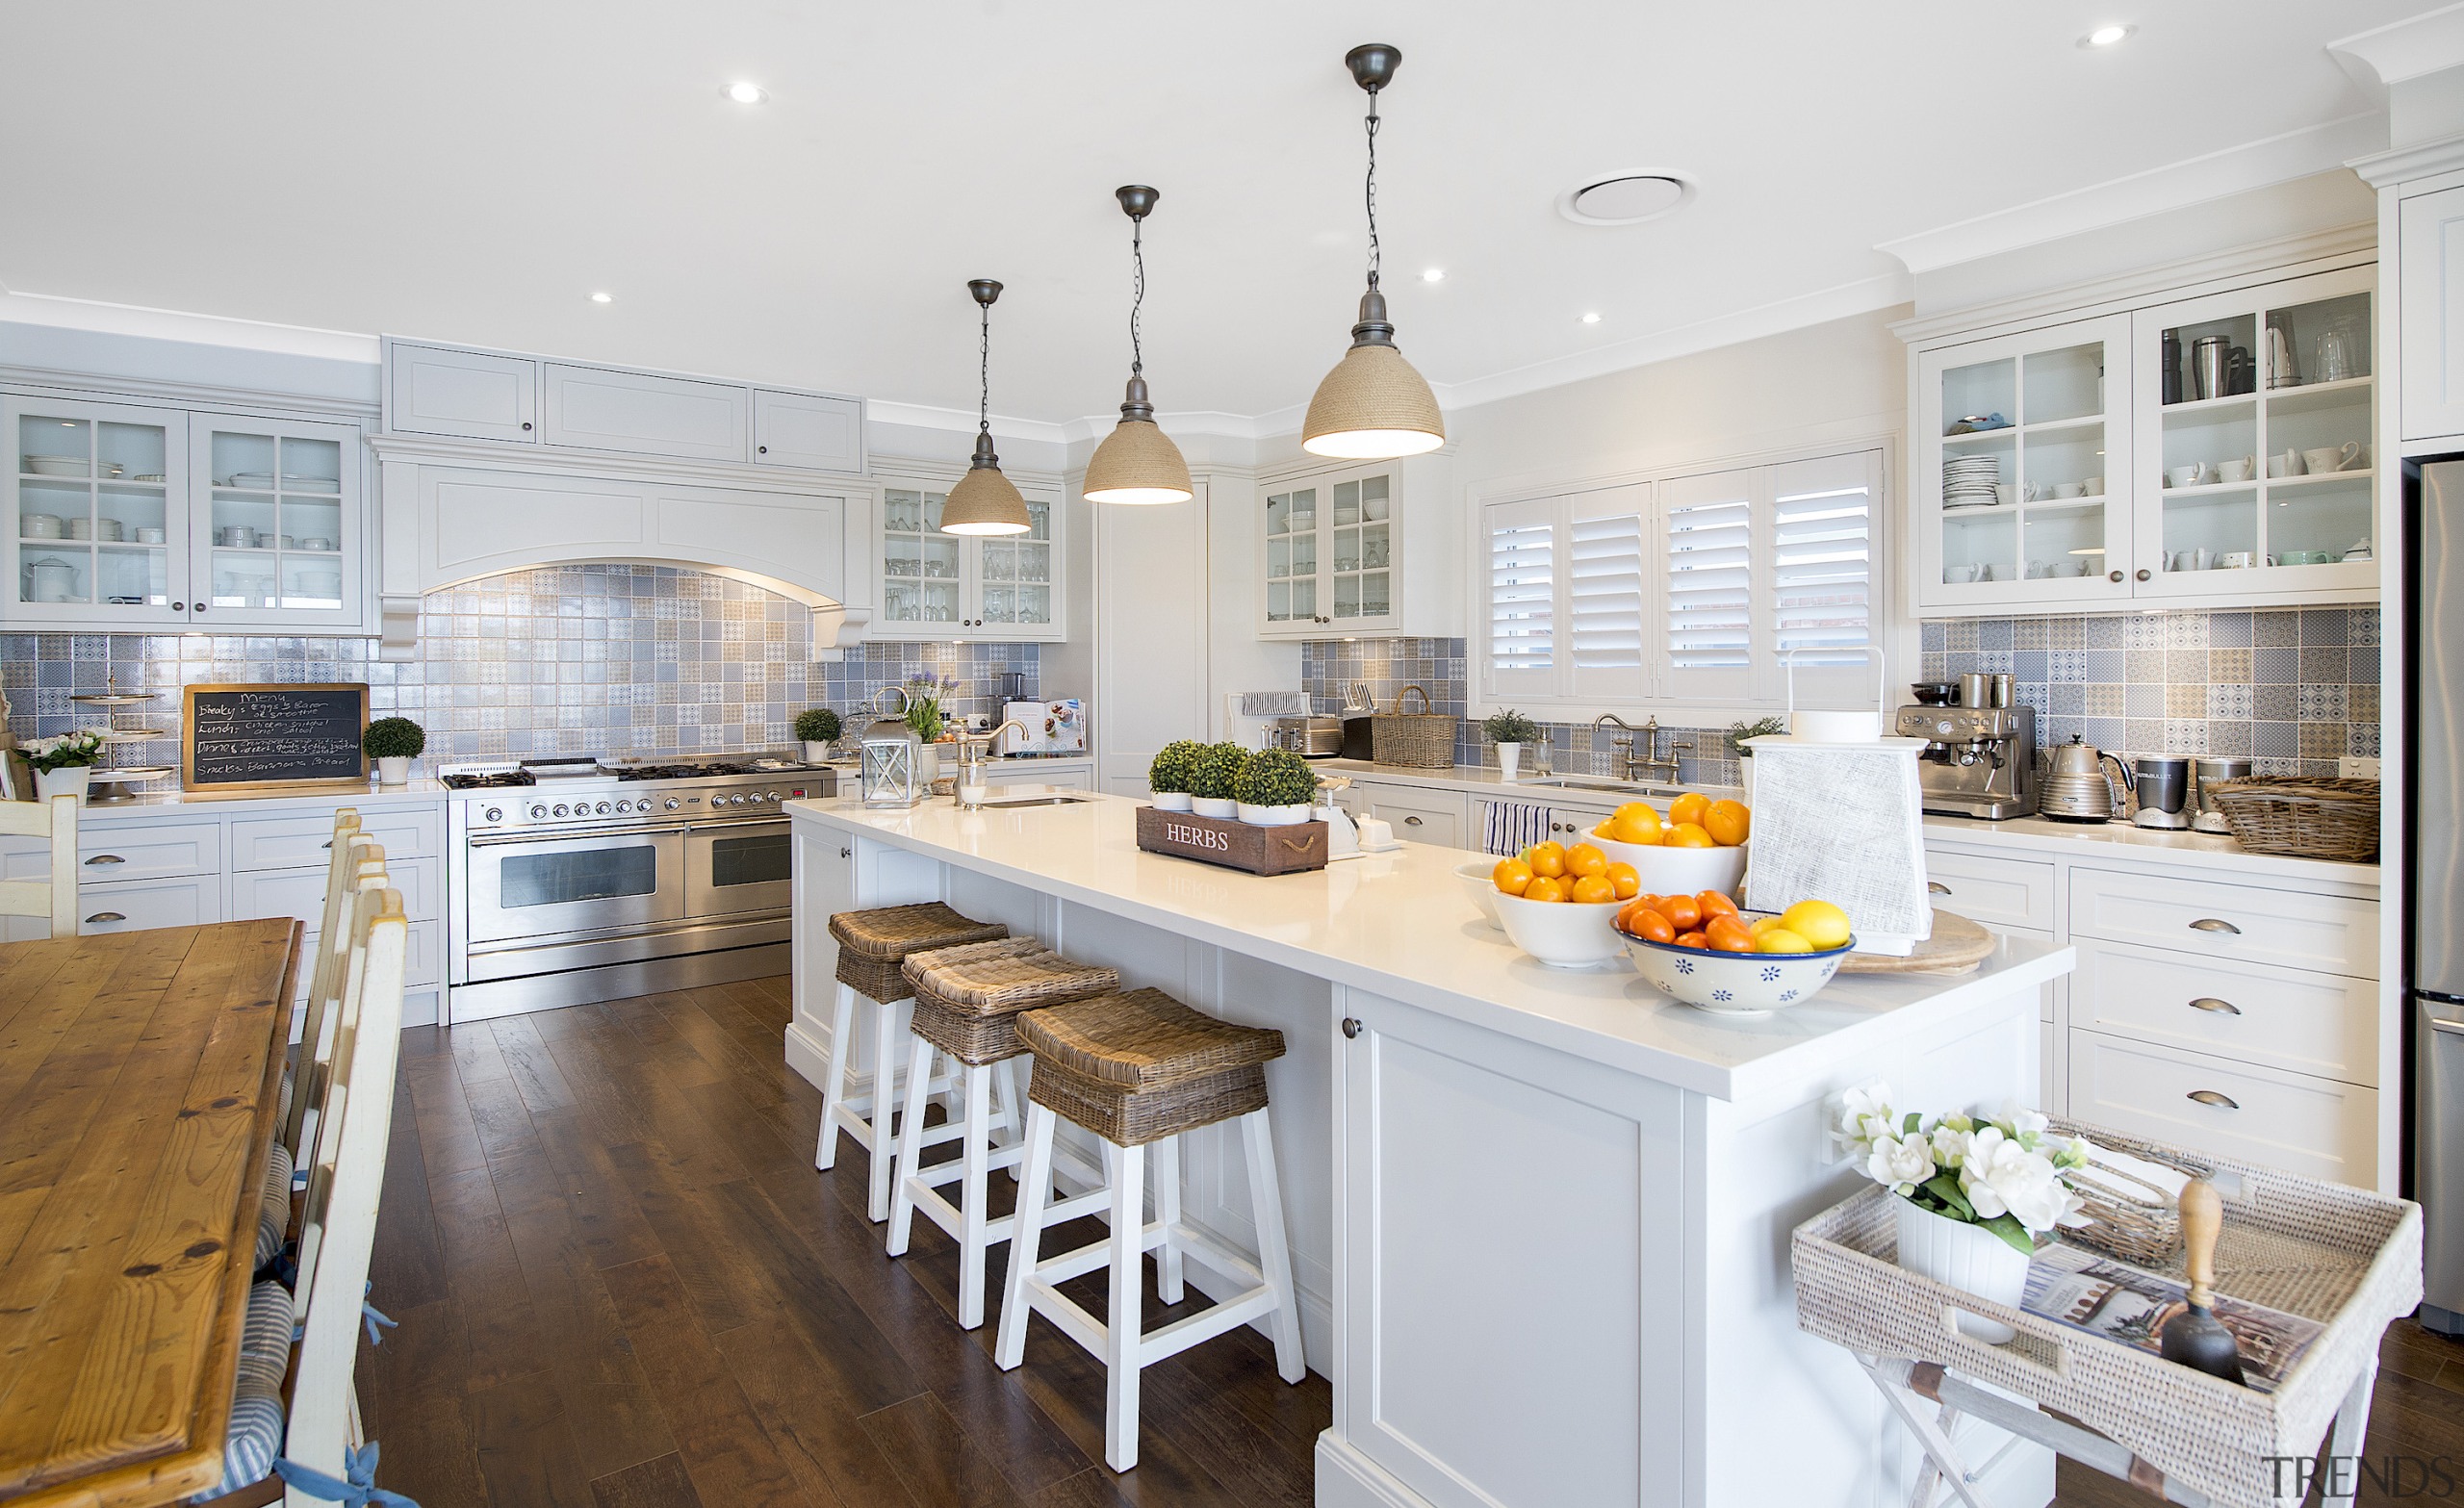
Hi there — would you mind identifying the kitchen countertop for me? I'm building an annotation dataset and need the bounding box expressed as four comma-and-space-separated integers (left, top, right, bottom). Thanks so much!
786, 788, 2070, 1102
55, 778, 451, 815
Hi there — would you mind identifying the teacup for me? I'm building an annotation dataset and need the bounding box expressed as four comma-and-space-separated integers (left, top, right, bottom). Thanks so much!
2220, 551, 2257, 569
2027, 559, 2053, 578
2054, 481, 2087, 499
2216, 456, 2255, 483
2303, 443, 2362, 474
1944, 564, 1979, 584
2083, 475, 2105, 496
2023, 483, 2052, 502
2166, 464, 2206, 488
2267, 451, 2300, 478
1993, 483, 2017, 506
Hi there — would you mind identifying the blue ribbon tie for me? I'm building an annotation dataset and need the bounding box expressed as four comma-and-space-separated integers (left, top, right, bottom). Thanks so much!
273, 1441, 421, 1506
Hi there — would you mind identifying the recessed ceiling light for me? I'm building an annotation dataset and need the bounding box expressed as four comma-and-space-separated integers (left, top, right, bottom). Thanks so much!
725, 80, 768, 104
1558, 169, 1698, 227
2079, 23, 2134, 47
1421, 268, 1445, 283
589, 292, 613, 304
1580, 311, 1603, 325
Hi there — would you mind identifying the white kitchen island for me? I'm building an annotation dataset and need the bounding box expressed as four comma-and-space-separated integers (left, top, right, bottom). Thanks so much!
784, 790, 2074, 1508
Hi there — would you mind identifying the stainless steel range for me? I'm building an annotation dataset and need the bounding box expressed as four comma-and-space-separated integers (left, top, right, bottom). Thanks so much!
442, 753, 837, 1022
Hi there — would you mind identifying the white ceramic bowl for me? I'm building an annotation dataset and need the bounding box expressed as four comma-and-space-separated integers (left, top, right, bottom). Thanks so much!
1491, 887, 1628, 969
1616, 911, 1854, 1014
1455, 858, 1503, 931
1578, 828, 1749, 897
23, 456, 87, 477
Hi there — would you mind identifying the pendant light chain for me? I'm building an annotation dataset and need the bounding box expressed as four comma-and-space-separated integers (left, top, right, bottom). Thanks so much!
977, 298, 992, 439
1129, 212, 1145, 379
1363, 89, 1382, 292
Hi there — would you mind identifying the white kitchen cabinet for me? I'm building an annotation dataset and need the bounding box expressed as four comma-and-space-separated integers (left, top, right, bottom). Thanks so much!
985, 760, 1092, 789
190, 414, 368, 630
1351, 784, 1468, 847
2402, 184, 2464, 443
1257, 452, 1457, 639
542, 363, 751, 463
870, 477, 1064, 642
754, 389, 865, 473
386, 343, 538, 443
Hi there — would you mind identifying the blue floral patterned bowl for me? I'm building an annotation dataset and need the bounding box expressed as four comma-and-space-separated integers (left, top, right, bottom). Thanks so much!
1614, 910, 1855, 1015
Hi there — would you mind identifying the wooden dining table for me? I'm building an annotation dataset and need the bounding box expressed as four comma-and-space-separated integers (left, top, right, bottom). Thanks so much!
0, 918, 303, 1508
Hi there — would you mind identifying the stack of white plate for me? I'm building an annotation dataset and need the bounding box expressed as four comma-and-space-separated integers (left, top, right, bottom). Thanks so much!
1943, 454, 2001, 509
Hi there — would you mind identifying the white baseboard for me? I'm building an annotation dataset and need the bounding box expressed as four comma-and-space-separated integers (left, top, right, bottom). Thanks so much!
1314, 1434, 1430, 1508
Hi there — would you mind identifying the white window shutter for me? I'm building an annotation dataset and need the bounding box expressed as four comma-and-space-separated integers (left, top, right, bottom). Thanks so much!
1657, 468, 1758, 702
1566, 483, 1650, 702
1771, 450, 1880, 707
1483, 497, 1559, 698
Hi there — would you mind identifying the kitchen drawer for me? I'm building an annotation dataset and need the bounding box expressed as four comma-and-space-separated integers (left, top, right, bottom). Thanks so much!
233, 855, 441, 925
296, 918, 442, 995
2068, 867, 2377, 978
1921, 847, 2055, 931
0, 821, 222, 884
2067, 1029, 2377, 1186
73, 877, 223, 937
2073, 937, 2377, 1086
988, 764, 1092, 790
230, 806, 443, 869
1360, 787, 1468, 848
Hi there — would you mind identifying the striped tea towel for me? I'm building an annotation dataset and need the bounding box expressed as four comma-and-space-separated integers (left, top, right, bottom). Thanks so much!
1482, 800, 1550, 857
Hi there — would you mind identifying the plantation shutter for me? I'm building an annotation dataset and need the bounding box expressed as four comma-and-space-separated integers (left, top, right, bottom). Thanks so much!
1659, 468, 1758, 700
1483, 497, 1559, 698
1772, 450, 1881, 705
1566, 484, 1650, 701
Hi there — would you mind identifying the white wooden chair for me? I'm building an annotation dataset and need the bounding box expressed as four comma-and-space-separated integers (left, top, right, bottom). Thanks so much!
281, 819, 384, 1161
0, 795, 79, 939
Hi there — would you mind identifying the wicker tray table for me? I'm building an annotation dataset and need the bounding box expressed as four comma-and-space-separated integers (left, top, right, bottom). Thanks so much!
1792, 1127, 2421, 1508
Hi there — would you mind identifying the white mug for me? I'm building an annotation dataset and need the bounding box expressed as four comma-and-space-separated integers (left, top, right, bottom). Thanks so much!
2166, 464, 2206, 488
1944, 564, 1980, 584
2084, 475, 2105, 496
2217, 456, 2255, 483
2220, 551, 2257, 569
1993, 483, 2017, 506
2268, 449, 2301, 478
2054, 481, 2087, 499
2303, 443, 2362, 474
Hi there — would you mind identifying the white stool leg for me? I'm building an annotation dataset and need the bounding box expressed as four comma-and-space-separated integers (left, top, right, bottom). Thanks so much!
815, 982, 856, 1170
884, 1034, 937, 1257
957, 1063, 996, 1329
866, 995, 907, 1221
1152, 1134, 1186, 1304
995, 1102, 1058, 1370
1104, 1138, 1146, 1472
1241, 1109, 1305, 1384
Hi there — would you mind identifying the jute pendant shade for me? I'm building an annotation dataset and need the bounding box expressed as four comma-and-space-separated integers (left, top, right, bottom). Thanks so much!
941, 278, 1033, 537
1085, 185, 1194, 505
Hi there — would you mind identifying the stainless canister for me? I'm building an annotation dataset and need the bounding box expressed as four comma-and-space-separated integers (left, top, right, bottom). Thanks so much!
1989, 673, 2014, 708
1958, 672, 1992, 708
2192, 335, 2230, 401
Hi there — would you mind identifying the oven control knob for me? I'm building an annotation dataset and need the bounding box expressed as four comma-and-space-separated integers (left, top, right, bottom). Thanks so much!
596, 801, 612, 815
484, 806, 502, 823
552, 804, 570, 817
617, 800, 634, 813
665, 798, 681, 810
528, 805, 547, 819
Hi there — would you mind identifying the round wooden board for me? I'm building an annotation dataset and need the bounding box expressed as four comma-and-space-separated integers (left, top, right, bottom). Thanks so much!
1836, 909, 1995, 976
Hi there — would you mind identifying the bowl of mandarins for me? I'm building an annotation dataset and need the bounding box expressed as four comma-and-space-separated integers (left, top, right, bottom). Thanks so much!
1484, 840, 1642, 967
1581, 794, 1750, 897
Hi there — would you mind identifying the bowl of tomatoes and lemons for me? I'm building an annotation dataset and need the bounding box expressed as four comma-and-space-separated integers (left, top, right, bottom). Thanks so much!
1485, 841, 1640, 967
1613, 894, 1856, 1014
1581, 793, 1752, 896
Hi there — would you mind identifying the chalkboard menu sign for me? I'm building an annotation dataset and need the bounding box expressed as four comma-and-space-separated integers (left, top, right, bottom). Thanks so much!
182, 683, 370, 793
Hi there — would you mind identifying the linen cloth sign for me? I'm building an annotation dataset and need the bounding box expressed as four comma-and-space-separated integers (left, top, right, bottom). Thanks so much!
1739, 736, 1931, 955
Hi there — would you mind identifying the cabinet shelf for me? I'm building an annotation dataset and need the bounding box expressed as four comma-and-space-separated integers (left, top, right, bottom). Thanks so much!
2268, 468, 2373, 490
2264, 375, 2374, 415
2158, 390, 2261, 417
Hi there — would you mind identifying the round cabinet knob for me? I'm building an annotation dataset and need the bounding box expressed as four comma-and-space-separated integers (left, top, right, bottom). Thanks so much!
757, 445, 768, 454
170, 601, 185, 611
483, 806, 502, 823
2109, 571, 2124, 583
595, 801, 611, 815
1342, 1017, 1363, 1038
521, 421, 532, 431
2136, 569, 2152, 582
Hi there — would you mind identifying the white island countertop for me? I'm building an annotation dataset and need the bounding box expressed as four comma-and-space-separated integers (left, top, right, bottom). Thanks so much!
788, 790, 2070, 1102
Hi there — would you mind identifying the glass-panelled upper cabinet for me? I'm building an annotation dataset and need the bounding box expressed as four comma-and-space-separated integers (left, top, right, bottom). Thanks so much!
977, 497, 1052, 629
1914, 314, 2135, 613
1329, 473, 1393, 623
1263, 483, 1318, 626
1258, 463, 1406, 635
869, 481, 1064, 640
7, 396, 190, 626
879, 486, 962, 627
190, 418, 363, 628
2132, 266, 2374, 602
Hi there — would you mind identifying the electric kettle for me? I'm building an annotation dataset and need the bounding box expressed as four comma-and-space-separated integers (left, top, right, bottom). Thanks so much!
2042, 736, 2131, 824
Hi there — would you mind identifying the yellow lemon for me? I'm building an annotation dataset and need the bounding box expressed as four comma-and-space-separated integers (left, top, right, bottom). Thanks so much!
1780, 899, 1853, 950
1753, 927, 1815, 954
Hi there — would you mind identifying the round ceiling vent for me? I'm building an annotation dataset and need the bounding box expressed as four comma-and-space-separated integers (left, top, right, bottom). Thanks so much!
1557, 170, 1697, 226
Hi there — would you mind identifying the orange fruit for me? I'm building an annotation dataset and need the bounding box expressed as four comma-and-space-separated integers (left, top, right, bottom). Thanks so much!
1696, 890, 1740, 920
1665, 822, 1715, 849
1705, 799, 1751, 847
1593, 823, 1614, 840
1753, 927, 1815, 955
1668, 792, 1711, 829
1523, 875, 1567, 904
1605, 862, 1640, 900
1675, 930, 1710, 951
1527, 841, 1566, 879
1565, 843, 1608, 880
1661, 894, 1703, 932
1607, 805, 1663, 845
1624, 907, 1675, 944
1706, 915, 1755, 952
1492, 857, 1533, 896
1569, 874, 1616, 905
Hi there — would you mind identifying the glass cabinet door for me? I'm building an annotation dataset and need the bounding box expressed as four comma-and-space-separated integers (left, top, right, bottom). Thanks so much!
8, 397, 189, 626
187, 418, 362, 628
1329, 472, 1394, 624
1263, 484, 1318, 626
977, 497, 1053, 629
879, 486, 962, 627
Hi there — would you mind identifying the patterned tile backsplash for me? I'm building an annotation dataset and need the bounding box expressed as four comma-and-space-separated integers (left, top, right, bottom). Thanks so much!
1, 565, 1039, 774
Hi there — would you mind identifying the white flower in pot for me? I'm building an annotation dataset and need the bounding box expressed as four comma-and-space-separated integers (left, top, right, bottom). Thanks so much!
1145, 739, 1206, 812
363, 717, 425, 786
24, 730, 104, 805
1481, 708, 1540, 781
793, 707, 842, 764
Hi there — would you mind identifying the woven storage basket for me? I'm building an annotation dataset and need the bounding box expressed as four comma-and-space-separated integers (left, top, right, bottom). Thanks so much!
901, 939, 1120, 1066
2056, 1117, 2212, 1267
1370, 684, 1455, 769
1792, 1128, 2421, 1508
829, 904, 1009, 1003
2202, 777, 2380, 862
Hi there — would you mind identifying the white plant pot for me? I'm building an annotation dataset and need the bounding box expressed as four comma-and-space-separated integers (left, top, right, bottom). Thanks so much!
1151, 791, 1194, 812
1237, 802, 1312, 827
918, 744, 942, 784
1192, 796, 1238, 820
1496, 742, 1524, 781
802, 740, 834, 764
376, 755, 412, 786
35, 766, 90, 805
1893, 1196, 2031, 1343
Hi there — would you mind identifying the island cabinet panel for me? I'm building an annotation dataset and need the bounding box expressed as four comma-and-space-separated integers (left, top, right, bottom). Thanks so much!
1331, 988, 1686, 1508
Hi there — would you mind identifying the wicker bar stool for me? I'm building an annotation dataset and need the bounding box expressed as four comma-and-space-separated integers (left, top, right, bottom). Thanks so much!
886, 937, 1121, 1329
819, 903, 1010, 1220
994, 988, 1304, 1471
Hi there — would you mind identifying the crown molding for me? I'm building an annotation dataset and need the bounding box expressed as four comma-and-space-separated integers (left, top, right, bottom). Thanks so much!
367, 431, 876, 495
1877, 114, 2386, 277
2329, 3, 2464, 88
0, 286, 378, 363
2348, 134, 2464, 188
0, 362, 379, 422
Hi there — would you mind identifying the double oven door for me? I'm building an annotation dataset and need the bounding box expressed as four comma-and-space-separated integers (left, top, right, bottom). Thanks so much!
461, 812, 791, 979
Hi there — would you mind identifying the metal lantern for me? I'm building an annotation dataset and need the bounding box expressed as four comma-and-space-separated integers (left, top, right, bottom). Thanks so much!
859, 687, 926, 809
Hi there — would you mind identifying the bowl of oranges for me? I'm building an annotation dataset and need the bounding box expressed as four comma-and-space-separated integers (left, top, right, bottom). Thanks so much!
1584, 794, 1752, 897
1455, 858, 1506, 931
1486, 840, 1640, 968
1612, 893, 1856, 1014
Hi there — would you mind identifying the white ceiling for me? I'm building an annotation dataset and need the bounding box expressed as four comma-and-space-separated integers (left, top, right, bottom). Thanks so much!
0, 1, 2424, 431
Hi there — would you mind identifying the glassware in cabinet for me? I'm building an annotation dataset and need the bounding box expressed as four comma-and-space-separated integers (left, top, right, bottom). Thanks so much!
189, 421, 358, 626
1264, 484, 1318, 625
9, 398, 187, 623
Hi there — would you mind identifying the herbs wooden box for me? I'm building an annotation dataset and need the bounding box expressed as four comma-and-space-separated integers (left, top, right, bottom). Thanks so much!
1136, 807, 1327, 876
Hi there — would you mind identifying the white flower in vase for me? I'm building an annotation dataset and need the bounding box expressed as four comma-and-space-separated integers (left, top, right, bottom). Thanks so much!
1864, 1133, 1936, 1198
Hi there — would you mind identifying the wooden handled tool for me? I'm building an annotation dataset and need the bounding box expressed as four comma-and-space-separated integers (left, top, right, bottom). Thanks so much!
2159, 1178, 2246, 1384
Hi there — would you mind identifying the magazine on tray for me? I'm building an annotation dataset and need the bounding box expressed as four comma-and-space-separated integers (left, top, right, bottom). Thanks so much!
2021, 1242, 2324, 1393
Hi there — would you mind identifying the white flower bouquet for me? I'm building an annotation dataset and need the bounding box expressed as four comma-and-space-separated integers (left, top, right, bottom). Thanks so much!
22, 730, 104, 772
1834, 1082, 2092, 1256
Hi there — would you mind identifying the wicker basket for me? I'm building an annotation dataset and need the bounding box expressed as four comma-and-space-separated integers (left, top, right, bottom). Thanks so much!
1370, 684, 1455, 769
2054, 1116, 2210, 1266
2202, 777, 2380, 862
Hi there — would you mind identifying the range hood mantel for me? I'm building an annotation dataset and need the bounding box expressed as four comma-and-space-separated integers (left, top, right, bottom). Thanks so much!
371, 434, 873, 660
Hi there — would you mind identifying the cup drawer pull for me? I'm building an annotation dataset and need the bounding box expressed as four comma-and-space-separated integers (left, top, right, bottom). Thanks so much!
2187, 1089, 2241, 1110
84, 854, 125, 866
2188, 997, 2242, 1015
1403, 815, 1424, 827
2189, 918, 2243, 935
1927, 882, 1951, 895
85, 911, 127, 924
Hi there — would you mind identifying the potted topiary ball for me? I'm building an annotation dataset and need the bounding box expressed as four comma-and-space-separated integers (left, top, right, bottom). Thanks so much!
1234, 748, 1321, 827
794, 707, 842, 763
1190, 742, 1250, 821
1481, 708, 1541, 781
363, 717, 426, 786
1147, 739, 1206, 812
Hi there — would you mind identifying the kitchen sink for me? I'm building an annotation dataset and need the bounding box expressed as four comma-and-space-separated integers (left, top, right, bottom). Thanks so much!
1523, 777, 1651, 794
977, 793, 1099, 808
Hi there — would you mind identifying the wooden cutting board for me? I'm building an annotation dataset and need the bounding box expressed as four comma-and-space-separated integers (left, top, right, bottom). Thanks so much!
1836, 909, 1995, 976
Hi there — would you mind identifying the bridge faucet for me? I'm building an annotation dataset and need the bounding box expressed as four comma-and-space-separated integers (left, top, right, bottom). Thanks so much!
1591, 714, 1691, 785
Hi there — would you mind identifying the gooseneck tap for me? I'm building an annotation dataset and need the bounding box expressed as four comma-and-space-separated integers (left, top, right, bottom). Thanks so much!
955, 720, 1031, 808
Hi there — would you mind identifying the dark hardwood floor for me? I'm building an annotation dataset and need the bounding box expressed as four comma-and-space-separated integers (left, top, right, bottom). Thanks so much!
363, 976, 2464, 1507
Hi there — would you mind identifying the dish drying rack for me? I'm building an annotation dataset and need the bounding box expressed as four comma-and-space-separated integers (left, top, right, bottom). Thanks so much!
67, 675, 172, 802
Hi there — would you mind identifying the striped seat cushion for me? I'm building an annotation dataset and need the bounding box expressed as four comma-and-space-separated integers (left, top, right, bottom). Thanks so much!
255, 1141, 295, 1268
236, 1279, 295, 1391
188, 1379, 283, 1503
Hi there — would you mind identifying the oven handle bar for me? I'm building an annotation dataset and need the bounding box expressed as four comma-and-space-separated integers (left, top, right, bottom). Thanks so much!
468, 823, 683, 848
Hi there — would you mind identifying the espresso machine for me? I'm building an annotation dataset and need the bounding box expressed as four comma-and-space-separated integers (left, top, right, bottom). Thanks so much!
1894, 702, 2040, 820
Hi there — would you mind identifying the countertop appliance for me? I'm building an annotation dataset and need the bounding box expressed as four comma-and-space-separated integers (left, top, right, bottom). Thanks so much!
2130, 755, 2192, 830
443, 752, 836, 1021
2040, 736, 2127, 823
1270, 715, 1345, 758
1895, 703, 2037, 820
2412, 458, 2464, 1333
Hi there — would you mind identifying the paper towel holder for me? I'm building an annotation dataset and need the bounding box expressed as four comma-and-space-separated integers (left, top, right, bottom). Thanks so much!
1782, 645, 1888, 743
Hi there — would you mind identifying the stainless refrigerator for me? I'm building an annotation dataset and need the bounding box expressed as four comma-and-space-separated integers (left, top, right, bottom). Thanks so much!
2416, 458, 2464, 1334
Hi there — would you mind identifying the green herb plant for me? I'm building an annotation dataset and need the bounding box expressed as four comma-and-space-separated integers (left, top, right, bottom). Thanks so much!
1234, 748, 1320, 808
794, 708, 842, 745
362, 718, 426, 759
1148, 739, 1207, 796
1190, 742, 1250, 802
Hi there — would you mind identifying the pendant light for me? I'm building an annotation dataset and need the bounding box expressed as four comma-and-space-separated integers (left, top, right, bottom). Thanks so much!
1301, 43, 1445, 461
1083, 185, 1194, 505
940, 278, 1033, 536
